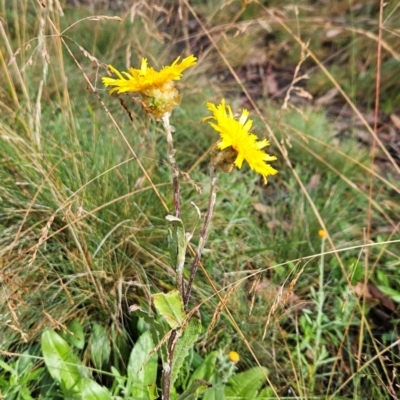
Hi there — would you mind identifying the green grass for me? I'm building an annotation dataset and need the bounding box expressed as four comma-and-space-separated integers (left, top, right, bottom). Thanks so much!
1, 0, 400, 399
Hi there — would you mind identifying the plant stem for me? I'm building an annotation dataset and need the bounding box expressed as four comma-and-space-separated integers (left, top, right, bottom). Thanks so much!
162, 329, 178, 400
161, 113, 183, 400
162, 113, 185, 300
162, 166, 217, 399
311, 237, 326, 393
315, 238, 325, 350
162, 112, 180, 218
184, 165, 217, 308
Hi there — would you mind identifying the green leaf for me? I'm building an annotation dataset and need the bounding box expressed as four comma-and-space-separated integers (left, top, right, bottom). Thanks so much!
171, 317, 202, 388
377, 269, 389, 287
187, 351, 218, 388
167, 215, 187, 296
110, 366, 127, 395
204, 384, 225, 400
147, 382, 159, 400
16, 351, 33, 376
177, 379, 211, 400
131, 307, 168, 366
110, 323, 130, 370
41, 330, 86, 393
256, 385, 275, 398
19, 386, 34, 400
126, 330, 158, 399
90, 323, 111, 370
62, 319, 85, 350
225, 367, 268, 399
79, 378, 113, 400
377, 285, 400, 303
348, 260, 363, 285
0, 359, 14, 373
166, 215, 187, 274
153, 290, 185, 329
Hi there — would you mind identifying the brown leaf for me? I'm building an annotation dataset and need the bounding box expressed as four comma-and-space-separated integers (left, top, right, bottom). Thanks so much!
367, 283, 395, 312
352, 282, 374, 301
352, 282, 395, 312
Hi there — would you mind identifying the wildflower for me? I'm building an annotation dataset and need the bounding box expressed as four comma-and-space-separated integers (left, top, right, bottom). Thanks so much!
228, 351, 240, 363
203, 99, 277, 184
102, 55, 197, 118
318, 229, 327, 239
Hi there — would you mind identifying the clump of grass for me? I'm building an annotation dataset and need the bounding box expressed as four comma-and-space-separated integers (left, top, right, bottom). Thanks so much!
0, 0, 180, 351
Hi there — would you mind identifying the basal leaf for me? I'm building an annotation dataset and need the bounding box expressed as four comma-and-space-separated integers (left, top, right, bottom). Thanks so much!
204, 384, 225, 400
225, 367, 268, 399
41, 330, 85, 392
187, 351, 218, 389
131, 307, 168, 365
62, 319, 85, 350
127, 331, 158, 399
90, 323, 111, 370
79, 378, 113, 400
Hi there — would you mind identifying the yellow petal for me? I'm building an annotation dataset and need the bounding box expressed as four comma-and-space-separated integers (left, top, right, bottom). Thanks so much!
203, 99, 278, 184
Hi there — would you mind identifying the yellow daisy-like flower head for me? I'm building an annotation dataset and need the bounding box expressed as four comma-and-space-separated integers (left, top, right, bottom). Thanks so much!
203, 99, 278, 184
102, 55, 197, 118
228, 351, 240, 363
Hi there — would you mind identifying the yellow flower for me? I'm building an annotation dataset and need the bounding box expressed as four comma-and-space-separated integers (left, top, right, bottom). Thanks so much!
102, 55, 197, 118
203, 99, 278, 184
318, 229, 327, 239
228, 351, 240, 363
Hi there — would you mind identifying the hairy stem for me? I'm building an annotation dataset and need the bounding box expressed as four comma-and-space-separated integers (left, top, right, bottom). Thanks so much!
161, 113, 183, 400
184, 165, 217, 308
162, 329, 178, 400
162, 112, 181, 218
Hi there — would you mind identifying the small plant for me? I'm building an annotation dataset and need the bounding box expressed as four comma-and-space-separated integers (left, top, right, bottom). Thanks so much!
41, 323, 270, 400
102, 55, 277, 399
0, 352, 44, 399
39, 54, 278, 399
